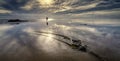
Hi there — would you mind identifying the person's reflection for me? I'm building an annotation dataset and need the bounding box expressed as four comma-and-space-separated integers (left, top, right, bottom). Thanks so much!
46, 17, 48, 25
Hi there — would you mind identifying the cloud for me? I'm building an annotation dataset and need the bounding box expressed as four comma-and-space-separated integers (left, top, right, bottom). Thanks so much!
0, 9, 12, 14
0, 0, 30, 10
55, 0, 120, 14
0, 0, 99, 13
66, 8, 120, 19
20, 1, 34, 10
0, 0, 120, 15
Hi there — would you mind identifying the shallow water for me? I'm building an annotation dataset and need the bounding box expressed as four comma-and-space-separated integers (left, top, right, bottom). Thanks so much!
0, 20, 120, 61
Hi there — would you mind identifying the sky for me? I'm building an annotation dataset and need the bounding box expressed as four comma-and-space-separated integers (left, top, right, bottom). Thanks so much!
0, 0, 120, 20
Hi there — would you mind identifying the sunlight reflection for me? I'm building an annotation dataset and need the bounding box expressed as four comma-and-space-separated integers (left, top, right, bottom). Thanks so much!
37, 18, 54, 22
54, 24, 71, 30
37, 30, 60, 53
23, 27, 34, 33
76, 26, 97, 32
48, 18, 54, 21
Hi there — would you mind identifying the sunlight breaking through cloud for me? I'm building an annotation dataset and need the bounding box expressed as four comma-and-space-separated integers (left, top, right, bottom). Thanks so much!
37, 0, 55, 8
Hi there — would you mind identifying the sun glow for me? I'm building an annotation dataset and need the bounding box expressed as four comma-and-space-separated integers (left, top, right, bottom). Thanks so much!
48, 18, 54, 21
38, 0, 54, 7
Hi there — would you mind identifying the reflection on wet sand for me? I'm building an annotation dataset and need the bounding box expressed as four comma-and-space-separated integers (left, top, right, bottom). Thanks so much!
0, 23, 100, 61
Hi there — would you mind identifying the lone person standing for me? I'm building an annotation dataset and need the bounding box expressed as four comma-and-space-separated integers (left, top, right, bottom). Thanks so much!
46, 17, 48, 25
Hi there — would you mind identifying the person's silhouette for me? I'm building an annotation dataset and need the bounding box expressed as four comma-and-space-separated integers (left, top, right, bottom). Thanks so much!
46, 17, 48, 25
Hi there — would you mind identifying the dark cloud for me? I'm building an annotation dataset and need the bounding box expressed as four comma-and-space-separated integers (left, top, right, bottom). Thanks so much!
55, 0, 120, 14
0, 0, 120, 14
0, 0, 30, 10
